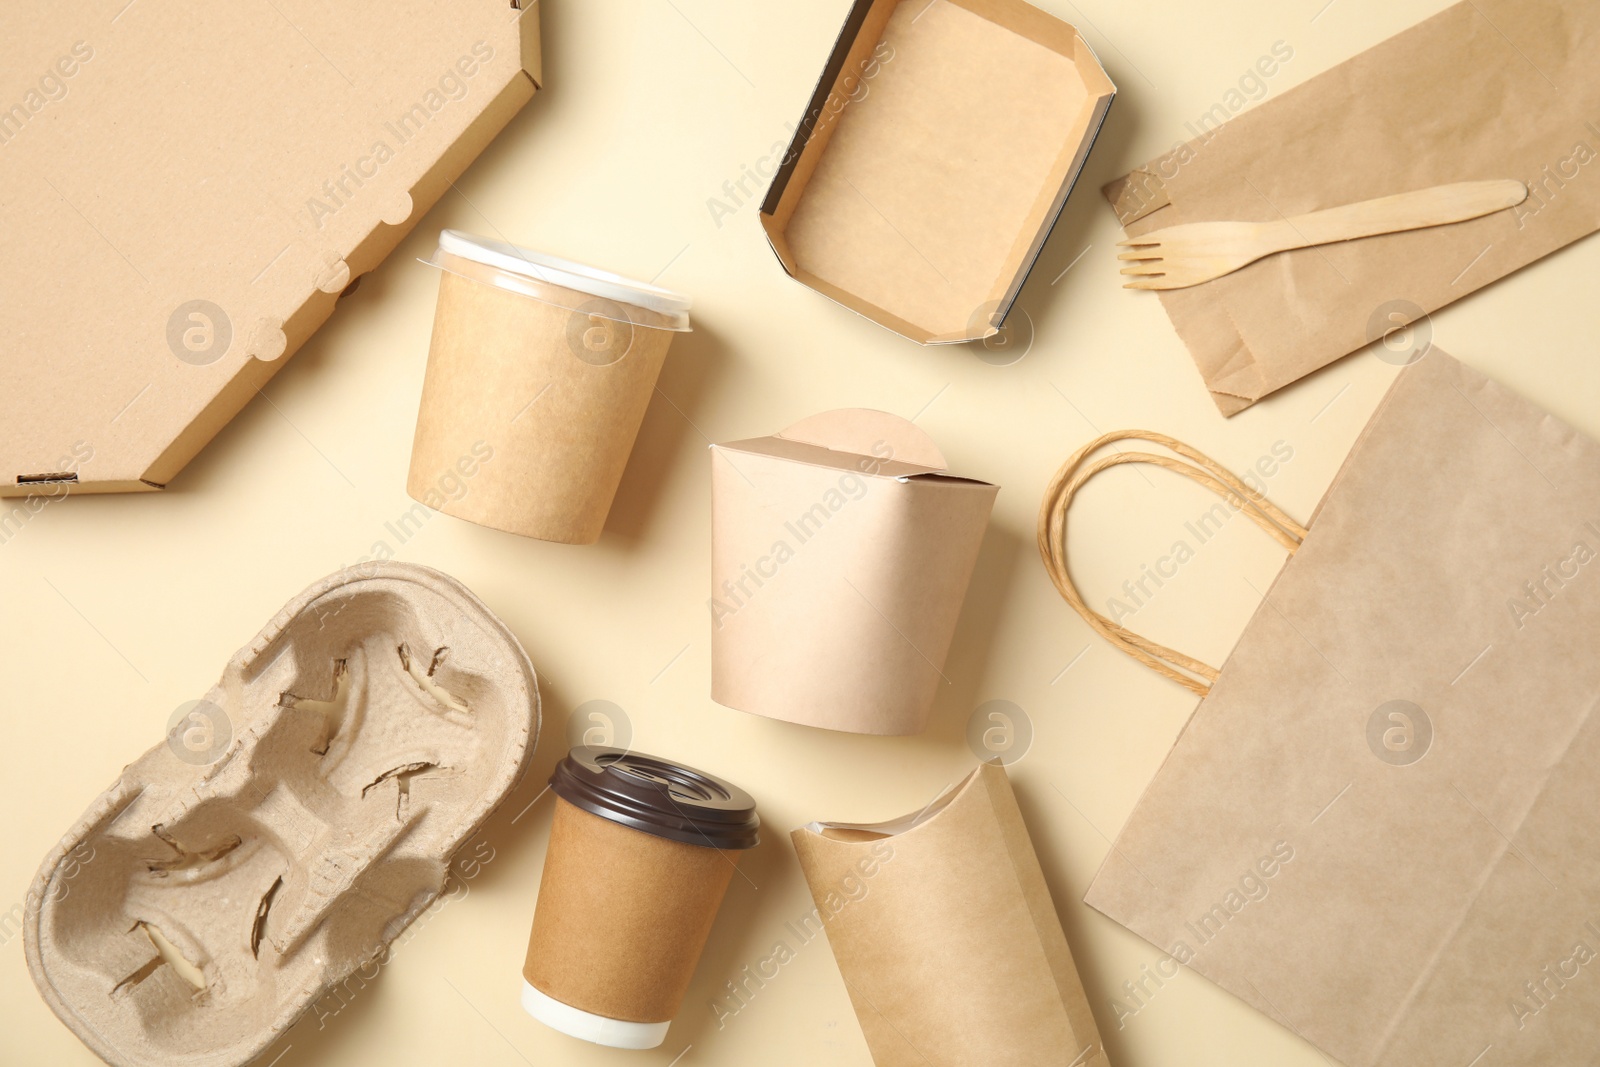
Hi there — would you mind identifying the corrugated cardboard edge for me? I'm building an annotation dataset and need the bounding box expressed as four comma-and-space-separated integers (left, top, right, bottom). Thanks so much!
759, 0, 1115, 346
140, 3, 545, 490
987, 33, 1113, 344
3, 3, 544, 498
760, 0, 877, 224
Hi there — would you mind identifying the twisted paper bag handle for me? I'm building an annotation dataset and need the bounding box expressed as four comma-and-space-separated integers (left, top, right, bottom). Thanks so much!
1036, 430, 1309, 697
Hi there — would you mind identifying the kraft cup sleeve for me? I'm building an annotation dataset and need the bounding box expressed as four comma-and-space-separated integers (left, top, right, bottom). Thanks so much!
791, 763, 1109, 1067
522, 799, 739, 1025
710, 409, 998, 735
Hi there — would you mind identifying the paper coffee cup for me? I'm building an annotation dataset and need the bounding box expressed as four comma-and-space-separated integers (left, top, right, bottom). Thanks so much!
521, 747, 759, 1049
408, 231, 692, 545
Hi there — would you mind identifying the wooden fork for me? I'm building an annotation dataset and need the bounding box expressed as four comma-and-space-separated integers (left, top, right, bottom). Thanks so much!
1119, 179, 1528, 290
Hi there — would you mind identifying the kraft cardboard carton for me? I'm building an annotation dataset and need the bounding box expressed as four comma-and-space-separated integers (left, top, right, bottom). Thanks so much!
710, 409, 997, 734
0, 2, 542, 496
761, 0, 1113, 343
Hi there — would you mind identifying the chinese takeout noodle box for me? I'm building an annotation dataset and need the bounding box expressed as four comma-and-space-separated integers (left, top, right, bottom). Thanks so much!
792, 762, 1109, 1067
1039, 350, 1600, 1065
25, 563, 540, 1067
709, 409, 997, 734
409, 230, 692, 544
760, 0, 1114, 343
521, 747, 759, 1050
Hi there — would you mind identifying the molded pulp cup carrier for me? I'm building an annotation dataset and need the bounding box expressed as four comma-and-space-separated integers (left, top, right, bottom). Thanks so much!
24, 563, 540, 1067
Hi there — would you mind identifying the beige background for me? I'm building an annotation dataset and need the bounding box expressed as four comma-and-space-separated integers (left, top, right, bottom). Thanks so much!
4, 1, 1598, 1065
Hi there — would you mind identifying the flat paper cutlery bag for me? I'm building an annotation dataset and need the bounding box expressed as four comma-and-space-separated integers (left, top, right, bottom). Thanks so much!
792, 763, 1108, 1067
1050, 351, 1600, 1066
1104, 0, 1600, 415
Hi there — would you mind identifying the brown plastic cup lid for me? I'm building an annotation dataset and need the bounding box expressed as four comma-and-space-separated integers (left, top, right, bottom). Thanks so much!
550, 747, 759, 850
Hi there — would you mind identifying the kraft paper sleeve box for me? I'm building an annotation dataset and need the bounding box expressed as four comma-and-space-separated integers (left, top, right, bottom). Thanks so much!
709, 409, 998, 735
792, 762, 1110, 1067
24, 563, 540, 1067
0, 2, 542, 497
760, 0, 1114, 344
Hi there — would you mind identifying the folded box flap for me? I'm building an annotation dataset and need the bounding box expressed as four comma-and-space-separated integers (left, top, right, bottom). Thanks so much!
778, 408, 946, 469
712, 408, 978, 480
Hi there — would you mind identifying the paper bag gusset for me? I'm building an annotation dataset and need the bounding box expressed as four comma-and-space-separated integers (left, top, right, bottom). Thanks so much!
1105, 0, 1600, 415
1040, 351, 1600, 1065
792, 762, 1109, 1067
710, 409, 997, 735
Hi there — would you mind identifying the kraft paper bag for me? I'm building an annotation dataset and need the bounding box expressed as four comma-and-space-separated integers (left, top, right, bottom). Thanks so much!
792, 762, 1109, 1067
710, 409, 997, 734
1037, 350, 1600, 1065
1104, 0, 1600, 415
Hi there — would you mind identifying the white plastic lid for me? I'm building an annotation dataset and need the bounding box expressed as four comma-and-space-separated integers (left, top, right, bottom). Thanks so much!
520, 981, 671, 1050
438, 230, 691, 318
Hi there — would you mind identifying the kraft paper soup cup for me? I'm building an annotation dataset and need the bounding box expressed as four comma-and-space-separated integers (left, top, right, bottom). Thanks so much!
521, 747, 759, 1049
408, 230, 692, 545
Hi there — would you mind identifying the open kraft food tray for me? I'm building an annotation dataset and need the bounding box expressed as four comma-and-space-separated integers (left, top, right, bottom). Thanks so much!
0, 0, 542, 497
760, 0, 1114, 344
